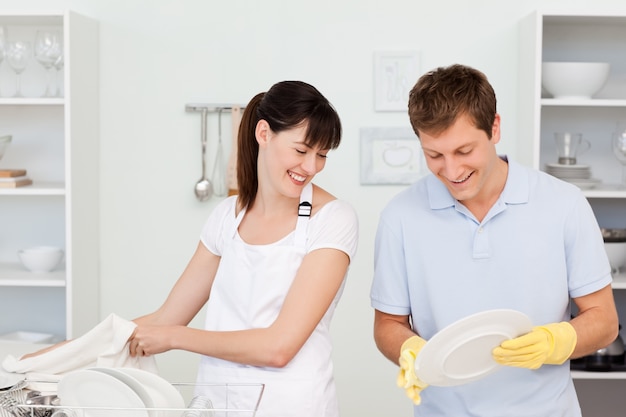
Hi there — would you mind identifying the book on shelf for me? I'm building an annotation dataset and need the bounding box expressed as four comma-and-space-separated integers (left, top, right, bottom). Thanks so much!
0, 169, 27, 178
0, 175, 32, 188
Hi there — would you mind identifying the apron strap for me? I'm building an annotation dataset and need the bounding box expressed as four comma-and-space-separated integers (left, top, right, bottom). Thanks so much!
232, 202, 246, 238
231, 183, 312, 249
294, 183, 312, 248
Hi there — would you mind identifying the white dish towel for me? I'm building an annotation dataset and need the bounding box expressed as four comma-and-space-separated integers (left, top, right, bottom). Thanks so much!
1, 313, 157, 388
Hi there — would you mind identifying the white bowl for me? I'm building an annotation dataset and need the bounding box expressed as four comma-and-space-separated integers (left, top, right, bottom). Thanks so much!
18, 246, 64, 273
605, 242, 626, 274
542, 62, 610, 99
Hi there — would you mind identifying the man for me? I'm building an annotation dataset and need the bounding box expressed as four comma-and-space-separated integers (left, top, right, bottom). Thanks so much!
370, 64, 618, 416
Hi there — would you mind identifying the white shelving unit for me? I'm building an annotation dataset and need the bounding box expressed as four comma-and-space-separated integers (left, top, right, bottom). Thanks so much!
519, 9, 626, 417
0, 11, 99, 340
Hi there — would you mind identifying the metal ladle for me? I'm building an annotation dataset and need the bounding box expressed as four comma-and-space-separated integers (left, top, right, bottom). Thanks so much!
194, 108, 213, 201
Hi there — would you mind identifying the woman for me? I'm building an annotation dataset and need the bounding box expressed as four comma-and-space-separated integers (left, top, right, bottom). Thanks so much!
130, 80, 358, 417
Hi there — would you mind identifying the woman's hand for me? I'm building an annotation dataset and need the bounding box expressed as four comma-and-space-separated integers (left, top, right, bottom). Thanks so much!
128, 325, 177, 357
20, 339, 72, 360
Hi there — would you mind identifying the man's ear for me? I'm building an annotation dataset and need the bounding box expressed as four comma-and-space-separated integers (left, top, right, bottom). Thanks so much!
491, 113, 501, 144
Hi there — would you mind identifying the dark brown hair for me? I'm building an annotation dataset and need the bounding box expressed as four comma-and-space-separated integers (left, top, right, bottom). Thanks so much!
236, 81, 342, 210
408, 64, 497, 138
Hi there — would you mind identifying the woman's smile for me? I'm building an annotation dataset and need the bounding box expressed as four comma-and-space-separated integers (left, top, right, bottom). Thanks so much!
288, 170, 306, 183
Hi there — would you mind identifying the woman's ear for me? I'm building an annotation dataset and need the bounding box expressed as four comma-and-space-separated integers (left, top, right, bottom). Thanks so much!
255, 119, 271, 147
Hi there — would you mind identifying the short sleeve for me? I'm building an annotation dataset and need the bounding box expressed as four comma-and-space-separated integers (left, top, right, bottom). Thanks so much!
565, 192, 613, 298
306, 199, 359, 262
199, 196, 238, 256
369, 209, 412, 316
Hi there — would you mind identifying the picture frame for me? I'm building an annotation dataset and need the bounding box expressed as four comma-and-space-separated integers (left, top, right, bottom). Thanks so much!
373, 50, 421, 112
360, 127, 426, 185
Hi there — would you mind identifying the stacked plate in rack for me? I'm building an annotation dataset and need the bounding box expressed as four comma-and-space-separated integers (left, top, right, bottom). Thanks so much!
545, 163, 601, 190
57, 367, 186, 417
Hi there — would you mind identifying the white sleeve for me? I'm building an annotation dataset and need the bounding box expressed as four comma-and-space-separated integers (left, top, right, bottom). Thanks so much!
306, 199, 359, 262
199, 196, 238, 256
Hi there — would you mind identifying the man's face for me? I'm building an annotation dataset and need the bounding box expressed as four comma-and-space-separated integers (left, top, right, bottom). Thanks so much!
419, 113, 502, 205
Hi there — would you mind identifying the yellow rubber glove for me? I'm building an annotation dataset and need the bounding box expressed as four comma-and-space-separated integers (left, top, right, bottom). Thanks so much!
492, 322, 577, 369
397, 335, 429, 405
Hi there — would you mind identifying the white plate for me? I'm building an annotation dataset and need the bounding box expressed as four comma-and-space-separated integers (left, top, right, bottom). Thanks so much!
545, 164, 591, 178
545, 163, 590, 170
414, 309, 533, 387
90, 368, 156, 416
564, 178, 601, 190
116, 368, 185, 417
58, 369, 149, 417
0, 369, 24, 390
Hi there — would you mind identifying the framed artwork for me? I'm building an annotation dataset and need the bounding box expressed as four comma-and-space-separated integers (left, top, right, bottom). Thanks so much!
373, 50, 421, 112
360, 127, 426, 185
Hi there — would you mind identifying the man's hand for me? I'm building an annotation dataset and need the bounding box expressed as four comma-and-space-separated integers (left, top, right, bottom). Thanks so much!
493, 322, 577, 369
397, 335, 429, 405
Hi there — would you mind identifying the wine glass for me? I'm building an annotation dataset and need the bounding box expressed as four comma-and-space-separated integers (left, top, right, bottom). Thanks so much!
0, 135, 11, 162
6, 40, 31, 97
612, 131, 626, 188
0, 26, 6, 64
34, 30, 62, 97
53, 53, 64, 97
0, 26, 6, 96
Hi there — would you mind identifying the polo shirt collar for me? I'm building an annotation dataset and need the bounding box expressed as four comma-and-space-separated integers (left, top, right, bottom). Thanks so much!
426, 155, 529, 210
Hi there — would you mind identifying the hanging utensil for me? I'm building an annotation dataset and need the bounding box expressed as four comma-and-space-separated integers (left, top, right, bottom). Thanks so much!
227, 105, 242, 196
211, 108, 227, 197
194, 108, 213, 201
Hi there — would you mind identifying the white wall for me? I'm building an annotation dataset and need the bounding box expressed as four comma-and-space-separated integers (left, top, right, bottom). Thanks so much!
6, 0, 626, 415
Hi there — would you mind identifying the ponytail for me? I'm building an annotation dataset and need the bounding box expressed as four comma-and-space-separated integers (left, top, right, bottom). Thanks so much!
236, 92, 264, 211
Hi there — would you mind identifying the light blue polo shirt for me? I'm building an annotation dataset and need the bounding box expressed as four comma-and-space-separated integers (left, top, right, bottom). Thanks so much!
370, 157, 612, 417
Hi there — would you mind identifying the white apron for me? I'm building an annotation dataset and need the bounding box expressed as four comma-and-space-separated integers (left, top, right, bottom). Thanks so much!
196, 183, 339, 417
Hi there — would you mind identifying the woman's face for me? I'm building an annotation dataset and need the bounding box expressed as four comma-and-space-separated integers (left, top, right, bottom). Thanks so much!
257, 121, 329, 197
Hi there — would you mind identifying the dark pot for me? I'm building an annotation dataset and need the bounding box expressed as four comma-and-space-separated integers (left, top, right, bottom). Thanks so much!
584, 325, 625, 371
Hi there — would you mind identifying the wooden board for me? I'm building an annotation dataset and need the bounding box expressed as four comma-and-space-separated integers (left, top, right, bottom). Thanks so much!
0, 178, 32, 188
0, 169, 27, 178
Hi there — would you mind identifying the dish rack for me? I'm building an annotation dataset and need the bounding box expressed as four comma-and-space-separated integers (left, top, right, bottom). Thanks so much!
0, 382, 265, 417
